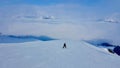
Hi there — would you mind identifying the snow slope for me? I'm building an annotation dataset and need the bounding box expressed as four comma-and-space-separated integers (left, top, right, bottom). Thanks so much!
0, 40, 120, 68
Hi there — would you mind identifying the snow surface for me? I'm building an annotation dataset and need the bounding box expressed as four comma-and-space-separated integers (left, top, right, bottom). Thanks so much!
0, 40, 120, 68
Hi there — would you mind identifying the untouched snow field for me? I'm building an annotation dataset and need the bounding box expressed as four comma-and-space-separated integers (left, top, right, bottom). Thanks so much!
0, 40, 120, 68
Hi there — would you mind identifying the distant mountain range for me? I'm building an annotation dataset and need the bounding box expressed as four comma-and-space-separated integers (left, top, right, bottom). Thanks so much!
0, 35, 57, 43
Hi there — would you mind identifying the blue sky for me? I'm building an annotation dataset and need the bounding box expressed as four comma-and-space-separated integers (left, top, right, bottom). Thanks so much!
0, 0, 120, 14
0, 0, 103, 6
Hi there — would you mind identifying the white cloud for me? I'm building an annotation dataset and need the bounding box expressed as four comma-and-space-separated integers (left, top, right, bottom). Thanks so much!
104, 13, 120, 23
0, 4, 120, 45
97, 13, 120, 23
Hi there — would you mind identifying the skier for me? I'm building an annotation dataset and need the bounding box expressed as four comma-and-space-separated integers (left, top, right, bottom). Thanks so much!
63, 43, 67, 48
